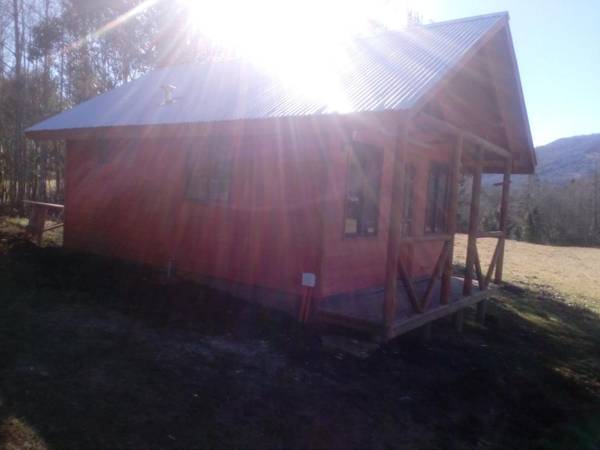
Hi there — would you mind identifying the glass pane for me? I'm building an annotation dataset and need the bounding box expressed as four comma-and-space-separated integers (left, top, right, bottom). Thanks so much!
425, 169, 436, 233
435, 170, 448, 232
344, 142, 382, 237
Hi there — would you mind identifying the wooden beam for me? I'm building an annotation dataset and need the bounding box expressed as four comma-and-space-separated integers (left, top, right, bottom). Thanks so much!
484, 240, 502, 288
408, 139, 436, 152
481, 43, 515, 157
421, 241, 450, 311
410, 13, 509, 115
43, 222, 64, 233
417, 112, 511, 160
398, 258, 422, 313
474, 246, 484, 288
430, 65, 509, 151
388, 286, 497, 339
464, 153, 482, 296
399, 233, 452, 244
441, 133, 463, 304
23, 200, 64, 210
477, 231, 504, 239
495, 158, 512, 283
383, 121, 409, 328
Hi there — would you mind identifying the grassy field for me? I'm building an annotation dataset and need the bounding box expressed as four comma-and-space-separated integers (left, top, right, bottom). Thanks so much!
454, 234, 600, 313
0, 218, 599, 449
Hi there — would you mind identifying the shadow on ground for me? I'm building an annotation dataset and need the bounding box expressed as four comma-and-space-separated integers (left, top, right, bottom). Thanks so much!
0, 238, 599, 450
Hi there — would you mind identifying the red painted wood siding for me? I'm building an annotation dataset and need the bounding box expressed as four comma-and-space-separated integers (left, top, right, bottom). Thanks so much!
318, 119, 394, 297
65, 131, 324, 298
63, 115, 452, 304
317, 119, 454, 298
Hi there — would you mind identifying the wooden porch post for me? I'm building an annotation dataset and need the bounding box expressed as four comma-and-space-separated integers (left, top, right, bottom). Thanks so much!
494, 158, 512, 284
441, 133, 463, 304
383, 120, 409, 330
463, 152, 482, 296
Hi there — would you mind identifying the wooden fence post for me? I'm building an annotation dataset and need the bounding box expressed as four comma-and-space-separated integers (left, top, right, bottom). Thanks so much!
463, 152, 482, 296
441, 133, 463, 304
23, 200, 65, 246
26, 205, 48, 245
495, 158, 512, 284
383, 120, 409, 331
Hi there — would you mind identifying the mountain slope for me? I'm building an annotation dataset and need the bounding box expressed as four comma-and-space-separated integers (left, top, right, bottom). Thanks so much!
484, 133, 600, 186
532, 133, 600, 183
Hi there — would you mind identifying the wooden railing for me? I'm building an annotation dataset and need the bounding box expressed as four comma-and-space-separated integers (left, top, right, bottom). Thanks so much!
397, 234, 452, 313
463, 155, 511, 296
23, 200, 64, 245
474, 232, 504, 290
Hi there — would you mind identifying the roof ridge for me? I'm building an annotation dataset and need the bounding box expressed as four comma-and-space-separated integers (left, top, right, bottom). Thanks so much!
421, 11, 509, 29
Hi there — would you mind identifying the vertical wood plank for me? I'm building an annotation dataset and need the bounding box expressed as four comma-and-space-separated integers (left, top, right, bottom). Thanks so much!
464, 152, 482, 296
441, 133, 463, 304
383, 119, 409, 329
473, 246, 484, 288
495, 158, 512, 284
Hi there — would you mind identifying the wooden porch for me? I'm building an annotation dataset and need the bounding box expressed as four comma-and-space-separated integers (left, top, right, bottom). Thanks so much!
317, 276, 496, 340
315, 111, 513, 341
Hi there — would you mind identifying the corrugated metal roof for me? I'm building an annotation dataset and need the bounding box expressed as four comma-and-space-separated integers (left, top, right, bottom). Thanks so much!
27, 12, 507, 134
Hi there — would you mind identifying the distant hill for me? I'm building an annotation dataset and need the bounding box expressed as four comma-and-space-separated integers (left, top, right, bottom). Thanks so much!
533, 133, 600, 183
485, 133, 600, 186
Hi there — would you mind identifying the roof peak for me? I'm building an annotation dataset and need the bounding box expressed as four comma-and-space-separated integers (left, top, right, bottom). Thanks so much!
421, 11, 509, 29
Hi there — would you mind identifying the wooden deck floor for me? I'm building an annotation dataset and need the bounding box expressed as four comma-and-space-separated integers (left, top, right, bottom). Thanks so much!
316, 276, 496, 339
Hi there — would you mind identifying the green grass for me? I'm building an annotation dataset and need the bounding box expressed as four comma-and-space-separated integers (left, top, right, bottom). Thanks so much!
0, 224, 599, 449
0, 216, 63, 248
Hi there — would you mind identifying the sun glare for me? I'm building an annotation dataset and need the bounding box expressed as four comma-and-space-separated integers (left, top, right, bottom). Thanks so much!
181, 0, 427, 111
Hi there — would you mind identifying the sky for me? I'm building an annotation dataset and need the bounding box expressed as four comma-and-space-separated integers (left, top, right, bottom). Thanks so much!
413, 0, 600, 146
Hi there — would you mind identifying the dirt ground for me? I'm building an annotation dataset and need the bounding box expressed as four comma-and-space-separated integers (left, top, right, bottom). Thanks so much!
1, 223, 600, 449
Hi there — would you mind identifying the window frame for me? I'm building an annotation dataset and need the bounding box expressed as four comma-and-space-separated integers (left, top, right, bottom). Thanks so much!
424, 161, 450, 234
184, 137, 233, 204
342, 141, 384, 238
401, 163, 417, 237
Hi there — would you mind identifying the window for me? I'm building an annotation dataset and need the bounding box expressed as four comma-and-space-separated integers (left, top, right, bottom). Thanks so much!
425, 162, 449, 234
344, 142, 383, 237
401, 164, 416, 236
185, 138, 233, 203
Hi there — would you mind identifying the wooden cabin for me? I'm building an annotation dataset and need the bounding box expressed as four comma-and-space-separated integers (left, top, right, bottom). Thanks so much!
26, 12, 535, 340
